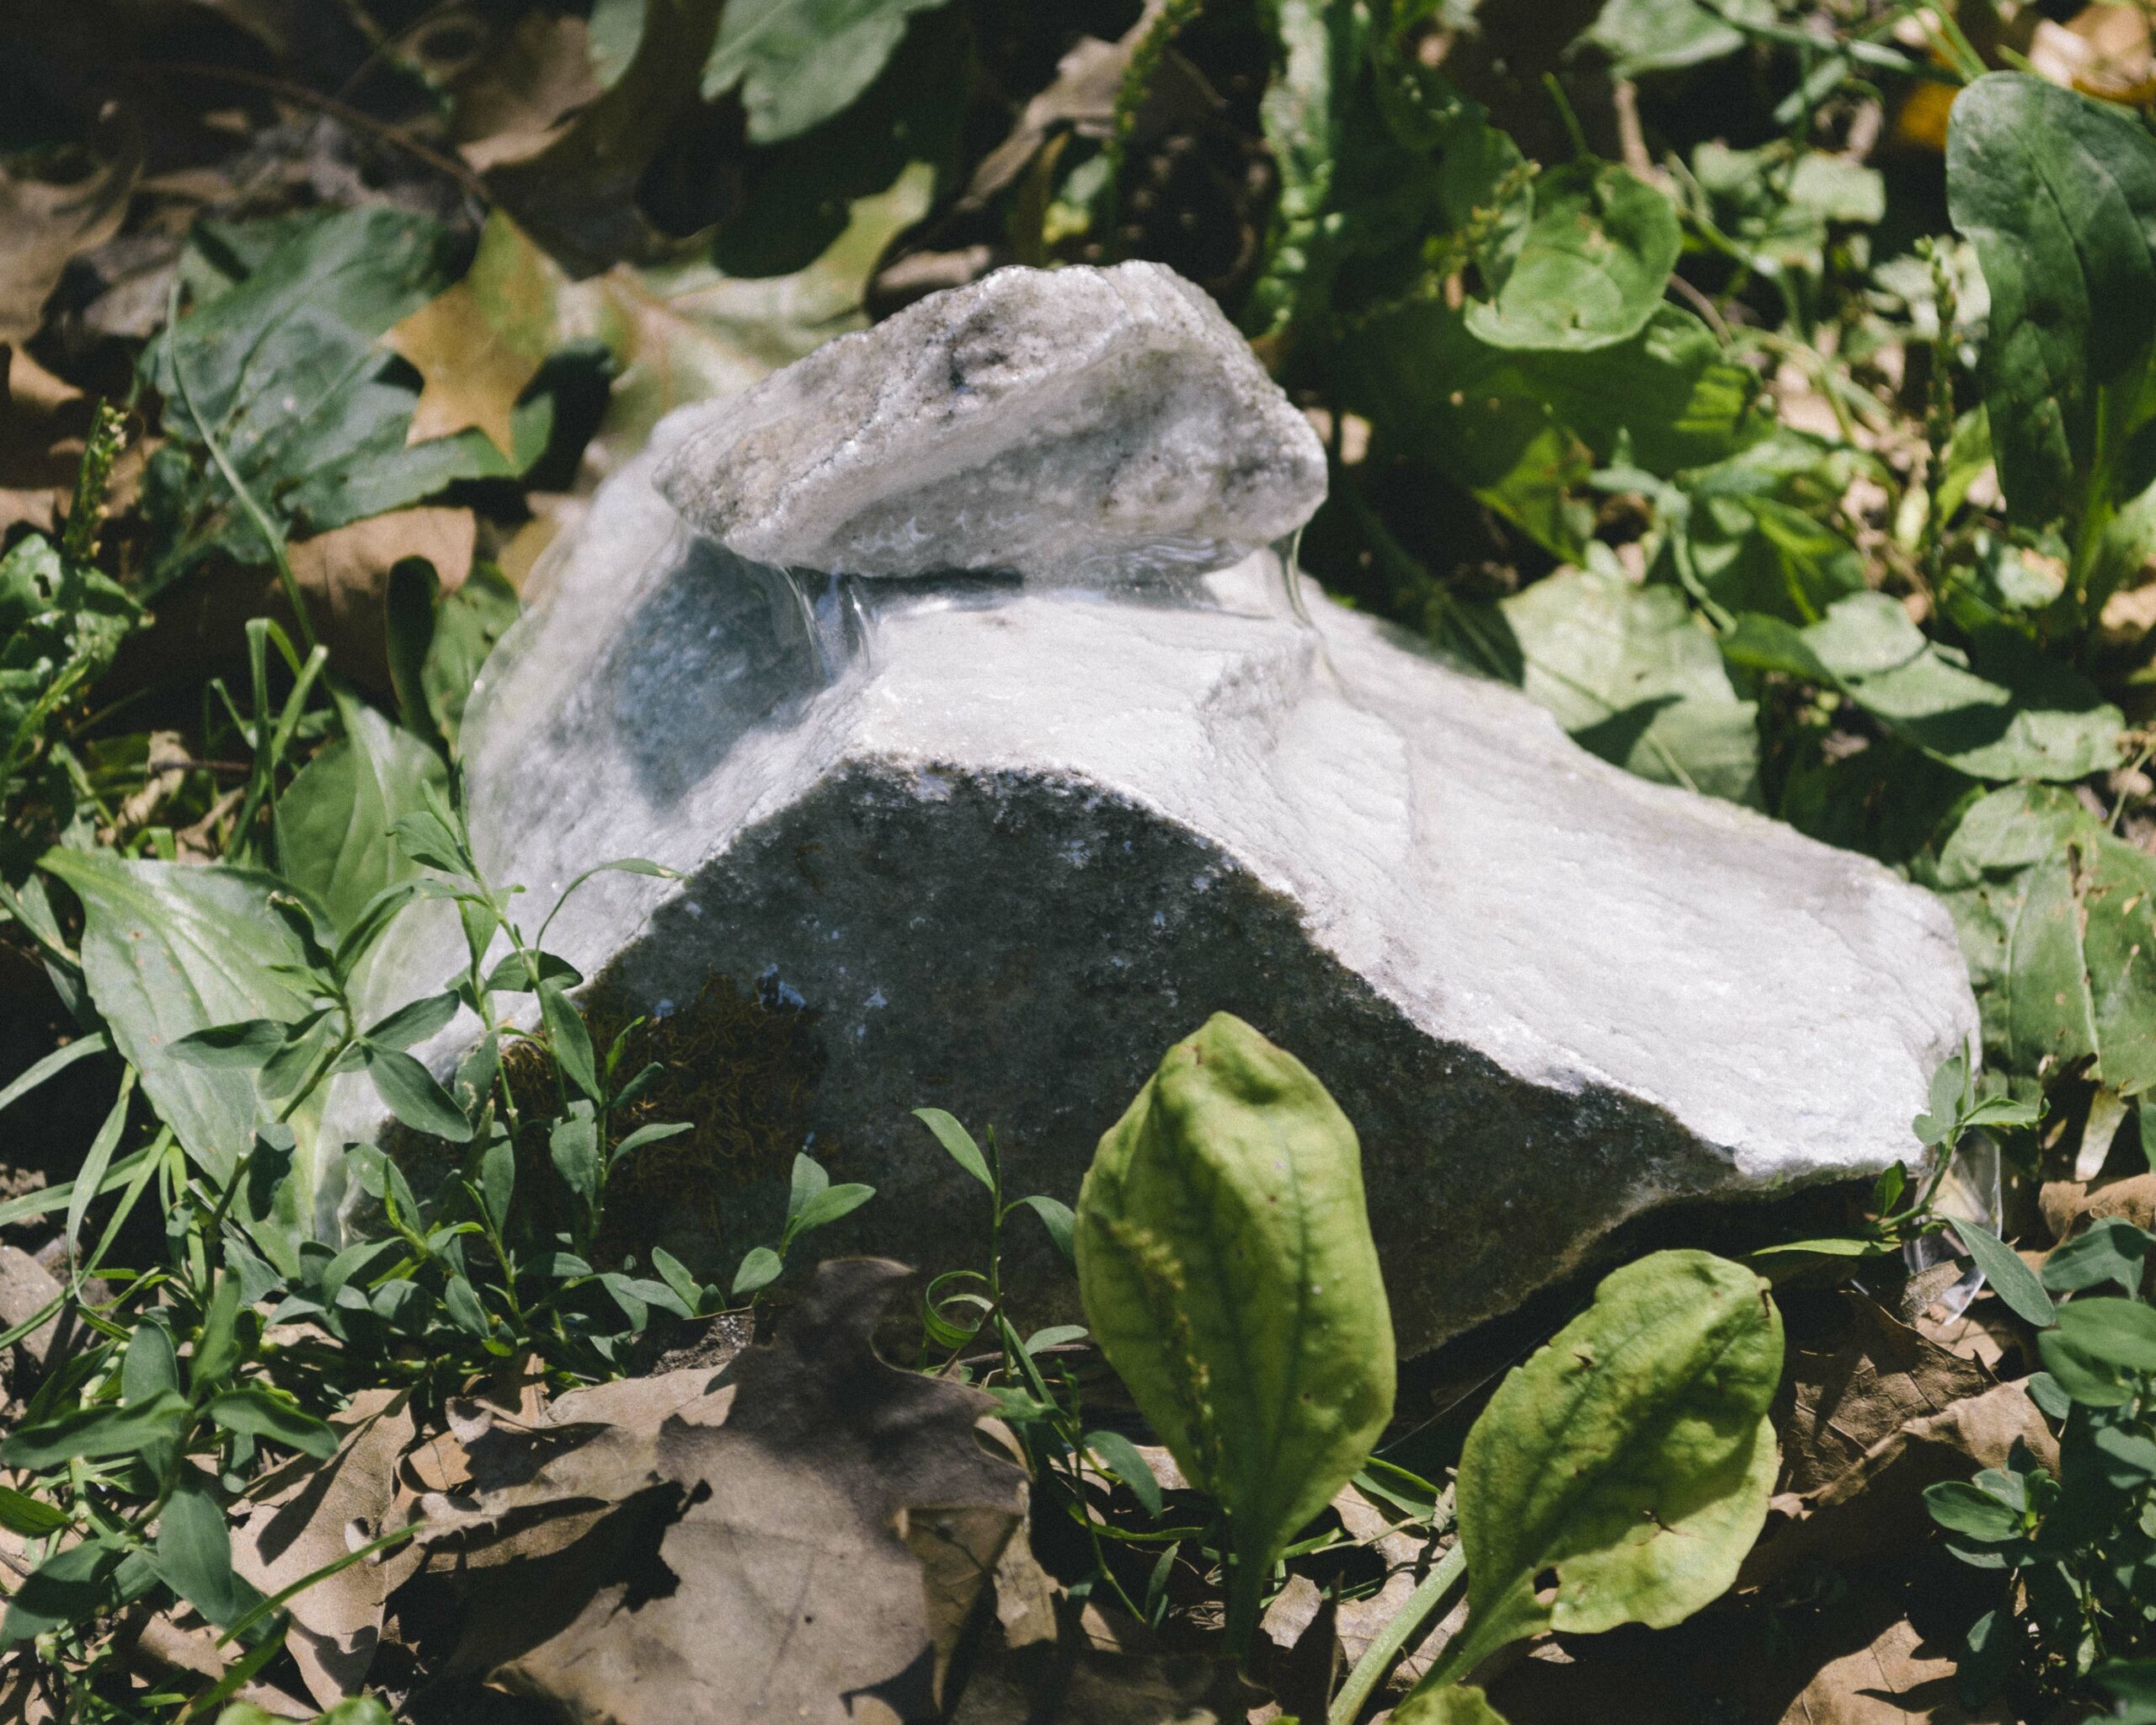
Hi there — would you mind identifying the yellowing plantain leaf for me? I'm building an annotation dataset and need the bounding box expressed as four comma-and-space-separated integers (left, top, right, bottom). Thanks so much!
1406, 1249, 1782, 1697
1075, 1012, 1394, 1652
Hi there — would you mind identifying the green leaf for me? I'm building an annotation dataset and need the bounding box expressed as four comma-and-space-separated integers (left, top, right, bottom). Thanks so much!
1924, 1479, 2025, 1544
141, 207, 539, 590
783, 1182, 875, 1243
1947, 75, 2156, 541
912, 1106, 993, 1192
363, 990, 462, 1050
1075, 1012, 1395, 1653
168, 1018, 291, 1068
0, 1485, 68, 1537
700, 0, 955, 143
360, 1043, 472, 1143
389, 809, 469, 876
1467, 159, 1680, 354
481, 1132, 515, 1231
550, 1114, 600, 1210
1502, 564, 1759, 804
2046, 1295, 2156, 1377
445, 1274, 492, 1338
40, 850, 316, 1183
2042, 1217, 2153, 1295
193, 1272, 247, 1390
1946, 1218, 2057, 1329
1013, 1194, 1076, 1265
423, 562, 521, 750
482, 949, 582, 994
122, 1316, 182, 1405
155, 1466, 259, 1626
1784, 595, 2121, 783
1084, 1429, 1164, 1519
1406, 1250, 1782, 1697
1584, 0, 1745, 77
539, 978, 600, 1100
732, 1244, 783, 1296
1929, 785, 2156, 1094
1391, 1684, 1513, 1725
609, 1119, 692, 1166
0, 1391, 188, 1468
787, 1150, 830, 1221
276, 695, 449, 933
0, 1535, 123, 1643
205, 1387, 339, 1460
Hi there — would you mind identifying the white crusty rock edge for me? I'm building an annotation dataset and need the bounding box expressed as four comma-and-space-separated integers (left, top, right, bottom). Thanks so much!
654, 261, 1327, 583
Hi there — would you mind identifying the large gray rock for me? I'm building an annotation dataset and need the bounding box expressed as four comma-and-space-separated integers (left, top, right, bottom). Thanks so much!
338, 267, 1977, 1354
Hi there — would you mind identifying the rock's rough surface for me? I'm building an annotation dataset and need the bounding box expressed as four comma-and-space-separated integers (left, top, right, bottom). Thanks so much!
339, 452, 1976, 1354
654, 261, 1326, 582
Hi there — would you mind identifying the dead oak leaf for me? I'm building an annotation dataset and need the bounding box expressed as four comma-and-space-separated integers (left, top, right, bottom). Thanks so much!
471, 1258, 1027, 1725
383, 214, 558, 461
232, 1387, 418, 1709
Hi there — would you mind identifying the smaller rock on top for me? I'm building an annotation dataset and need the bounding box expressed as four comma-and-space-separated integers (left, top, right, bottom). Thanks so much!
654, 262, 1327, 582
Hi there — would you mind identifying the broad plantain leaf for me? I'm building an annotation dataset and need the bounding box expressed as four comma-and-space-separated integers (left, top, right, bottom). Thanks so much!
1947, 75, 2156, 559
1075, 1012, 1394, 1652
40, 850, 316, 1182
1466, 159, 1680, 354
276, 692, 447, 934
1405, 1250, 1782, 1697
1928, 784, 2156, 1095
1503, 563, 1760, 804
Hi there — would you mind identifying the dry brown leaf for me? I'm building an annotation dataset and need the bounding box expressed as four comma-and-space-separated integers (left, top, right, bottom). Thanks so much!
450, 11, 604, 174
457, 1258, 1027, 1725
0, 143, 136, 344
384, 215, 559, 461
232, 1387, 418, 1709
0, 345, 90, 537
1746, 1380, 2057, 1586
126, 505, 476, 698
2029, 4, 2156, 105
1778, 1611, 2014, 1724
2043, 1172, 2156, 1239
1780, 1296, 1997, 1496
0, 1246, 67, 1377
1331, 1482, 1461, 1688
481, 0, 723, 276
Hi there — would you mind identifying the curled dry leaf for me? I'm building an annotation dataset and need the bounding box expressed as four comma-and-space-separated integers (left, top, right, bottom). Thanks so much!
448, 12, 605, 174
1744, 1380, 2057, 1587
2041, 1172, 2156, 1240
0, 138, 136, 344
232, 1388, 419, 1709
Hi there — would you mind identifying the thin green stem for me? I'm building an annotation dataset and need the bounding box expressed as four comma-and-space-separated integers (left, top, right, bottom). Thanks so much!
1327, 1541, 1469, 1725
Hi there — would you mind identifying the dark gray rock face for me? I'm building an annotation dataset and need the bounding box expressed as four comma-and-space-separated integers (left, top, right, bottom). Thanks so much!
326, 265, 1978, 1354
